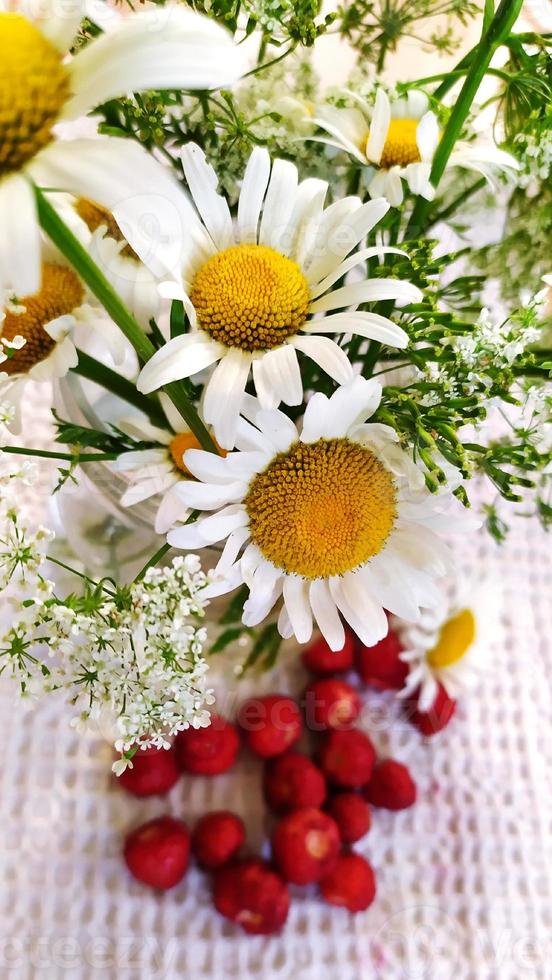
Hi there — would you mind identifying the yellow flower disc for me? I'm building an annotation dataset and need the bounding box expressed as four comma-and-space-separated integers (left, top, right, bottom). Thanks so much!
1, 263, 84, 375
0, 14, 70, 176
427, 608, 476, 669
245, 438, 397, 579
374, 119, 422, 168
191, 243, 310, 352
169, 431, 227, 475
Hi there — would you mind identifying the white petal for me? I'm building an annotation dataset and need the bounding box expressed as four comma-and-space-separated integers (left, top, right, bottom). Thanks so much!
243, 562, 284, 626
319, 376, 382, 437
310, 107, 368, 163
137, 334, 222, 393
407, 90, 430, 118
291, 335, 353, 385
303, 311, 409, 348
203, 349, 252, 450
259, 159, 298, 251
169, 504, 248, 548
0, 175, 40, 296
416, 112, 440, 163
255, 408, 298, 453
293, 181, 329, 270
366, 88, 391, 164
361, 555, 422, 622
175, 477, 247, 510
282, 576, 313, 644
286, 178, 328, 260
237, 147, 271, 244
114, 448, 170, 472
252, 357, 280, 410
300, 392, 331, 443
216, 526, 251, 576
309, 246, 407, 300
329, 573, 387, 647
64, 8, 246, 118
155, 483, 189, 534
309, 278, 421, 314
277, 606, 294, 640
309, 579, 345, 651
305, 198, 390, 284
405, 162, 433, 197
180, 144, 234, 251
256, 345, 303, 408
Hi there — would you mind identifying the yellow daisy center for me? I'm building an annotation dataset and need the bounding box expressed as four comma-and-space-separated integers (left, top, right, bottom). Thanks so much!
245, 438, 397, 579
75, 198, 139, 260
0, 14, 70, 176
190, 243, 310, 352
1, 263, 84, 375
372, 119, 421, 169
169, 431, 227, 474
426, 608, 476, 669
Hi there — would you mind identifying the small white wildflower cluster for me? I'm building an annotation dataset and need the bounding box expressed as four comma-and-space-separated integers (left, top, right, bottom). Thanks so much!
515, 127, 552, 191
0, 461, 214, 773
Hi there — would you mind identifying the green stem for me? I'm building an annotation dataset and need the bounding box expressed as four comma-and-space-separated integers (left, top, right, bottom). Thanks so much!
133, 541, 172, 583
428, 176, 487, 227
35, 187, 218, 454
46, 555, 117, 596
407, 0, 523, 237
74, 350, 167, 428
0, 445, 117, 462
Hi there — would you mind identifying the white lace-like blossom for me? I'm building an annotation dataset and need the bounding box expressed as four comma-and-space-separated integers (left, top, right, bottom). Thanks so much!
0, 459, 214, 771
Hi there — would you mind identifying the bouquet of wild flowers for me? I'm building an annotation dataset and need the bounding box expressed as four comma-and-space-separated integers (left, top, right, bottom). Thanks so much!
0, 0, 550, 769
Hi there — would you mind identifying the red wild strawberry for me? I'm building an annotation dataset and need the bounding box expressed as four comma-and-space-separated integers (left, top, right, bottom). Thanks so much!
124, 816, 190, 890
272, 807, 340, 885
264, 752, 327, 812
355, 629, 408, 690
116, 745, 180, 797
213, 859, 290, 935
365, 759, 417, 810
318, 729, 376, 788
192, 811, 245, 870
410, 683, 456, 736
303, 677, 361, 731
302, 630, 355, 675
319, 853, 377, 912
239, 695, 302, 759
175, 715, 240, 775
327, 792, 371, 843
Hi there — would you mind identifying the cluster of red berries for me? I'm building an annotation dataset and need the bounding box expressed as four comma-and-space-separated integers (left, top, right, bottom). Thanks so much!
120, 624, 454, 934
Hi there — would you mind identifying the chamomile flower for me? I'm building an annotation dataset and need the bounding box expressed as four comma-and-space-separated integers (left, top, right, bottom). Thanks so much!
134, 144, 421, 448
0, 254, 122, 431
312, 88, 518, 207
166, 377, 474, 651
0, 1, 245, 301
112, 396, 221, 535
52, 194, 161, 330
396, 584, 497, 711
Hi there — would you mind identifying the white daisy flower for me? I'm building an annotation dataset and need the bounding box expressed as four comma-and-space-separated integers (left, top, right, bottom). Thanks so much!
166, 376, 474, 651
0, 255, 122, 431
396, 582, 498, 711
312, 88, 518, 207
52, 193, 161, 331
134, 143, 422, 448
112, 395, 222, 535
0, 1, 245, 301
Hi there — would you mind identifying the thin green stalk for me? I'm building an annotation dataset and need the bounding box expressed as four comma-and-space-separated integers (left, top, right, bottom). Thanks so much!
74, 350, 167, 428
0, 445, 117, 462
133, 541, 172, 583
35, 187, 218, 454
428, 176, 487, 227
407, 0, 523, 237
46, 555, 118, 596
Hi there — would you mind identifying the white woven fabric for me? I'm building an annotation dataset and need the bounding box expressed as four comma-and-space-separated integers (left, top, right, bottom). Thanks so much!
1, 382, 551, 980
